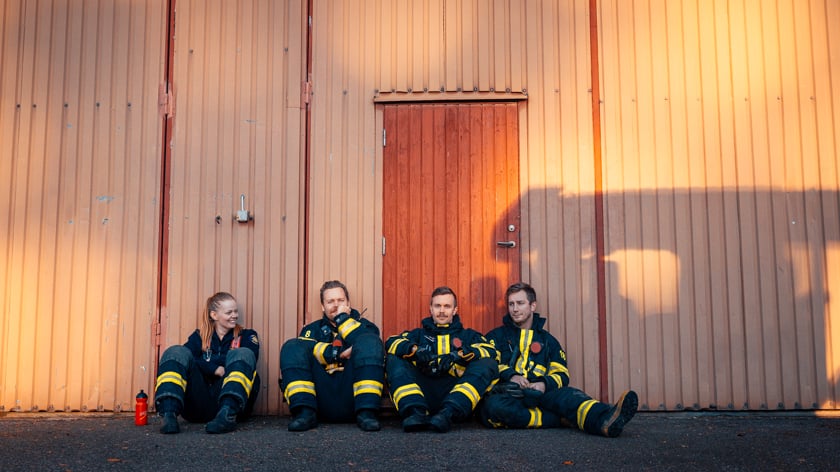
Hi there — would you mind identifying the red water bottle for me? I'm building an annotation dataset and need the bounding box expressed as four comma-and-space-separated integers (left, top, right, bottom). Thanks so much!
135, 389, 148, 426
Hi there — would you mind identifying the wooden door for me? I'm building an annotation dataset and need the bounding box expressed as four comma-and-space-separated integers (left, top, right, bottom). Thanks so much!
382, 103, 521, 337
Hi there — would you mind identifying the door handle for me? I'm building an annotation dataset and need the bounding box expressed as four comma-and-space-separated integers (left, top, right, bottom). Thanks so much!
496, 241, 516, 248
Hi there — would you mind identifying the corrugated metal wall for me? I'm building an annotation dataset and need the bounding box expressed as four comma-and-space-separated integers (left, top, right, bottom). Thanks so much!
3, 0, 838, 414
307, 0, 603, 395
598, 0, 840, 410
163, 0, 307, 414
0, 0, 166, 411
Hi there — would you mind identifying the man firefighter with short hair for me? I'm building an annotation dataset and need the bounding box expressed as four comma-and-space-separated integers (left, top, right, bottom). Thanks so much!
279, 280, 384, 432
385, 286, 498, 433
479, 282, 638, 437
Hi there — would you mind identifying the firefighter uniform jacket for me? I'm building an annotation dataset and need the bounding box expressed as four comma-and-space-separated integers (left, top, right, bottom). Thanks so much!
184, 328, 260, 378
481, 313, 610, 433
280, 309, 384, 421
486, 313, 568, 388
385, 315, 498, 419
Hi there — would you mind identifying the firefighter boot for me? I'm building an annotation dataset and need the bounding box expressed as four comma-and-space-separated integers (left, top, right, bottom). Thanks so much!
356, 409, 381, 432
288, 406, 318, 432
206, 405, 239, 434
160, 412, 180, 434
430, 406, 455, 433
157, 398, 180, 434
599, 390, 638, 438
402, 407, 431, 432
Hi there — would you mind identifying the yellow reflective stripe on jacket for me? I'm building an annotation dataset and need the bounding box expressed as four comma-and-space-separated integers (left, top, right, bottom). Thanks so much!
353, 379, 384, 397
155, 371, 187, 391
223, 370, 256, 395
436, 334, 451, 355
531, 364, 547, 377
548, 361, 569, 376
284, 380, 316, 401
387, 337, 412, 355
313, 342, 330, 364
515, 330, 534, 375
337, 317, 362, 339
548, 361, 569, 387
470, 342, 496, 359
577, 399, 598, 430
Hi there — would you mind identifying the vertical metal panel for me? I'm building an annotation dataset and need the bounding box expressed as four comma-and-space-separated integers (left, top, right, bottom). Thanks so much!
165, 0, 307, 414
310, 0, 601, 398
599, 0, 840, 410
0, 0, 166, 412
513, 0, 602, 395
365, 0, 529, 95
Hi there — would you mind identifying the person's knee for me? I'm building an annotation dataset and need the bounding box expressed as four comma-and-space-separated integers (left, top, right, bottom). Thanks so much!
159, 345, 191, 369
465, 357, 499, 380
352, 334, 385, 367
280, 338, 310, 369
483, 394, 525, 426
226, 347, 256, 368
385, 353, 412, 376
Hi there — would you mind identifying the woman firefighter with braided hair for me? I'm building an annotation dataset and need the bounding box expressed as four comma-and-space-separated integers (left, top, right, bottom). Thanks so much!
154, 292, 260, 434
478, 282, 637, 437
385, 286, 499, 433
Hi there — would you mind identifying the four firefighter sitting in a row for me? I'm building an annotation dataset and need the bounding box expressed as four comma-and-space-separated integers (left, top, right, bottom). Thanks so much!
154, 281, 638, 436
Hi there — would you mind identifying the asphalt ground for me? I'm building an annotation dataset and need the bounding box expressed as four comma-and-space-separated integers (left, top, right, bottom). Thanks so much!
0, 411, 838, 471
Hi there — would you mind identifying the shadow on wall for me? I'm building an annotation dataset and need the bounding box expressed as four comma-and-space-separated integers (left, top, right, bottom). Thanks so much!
494, 185, 839, 411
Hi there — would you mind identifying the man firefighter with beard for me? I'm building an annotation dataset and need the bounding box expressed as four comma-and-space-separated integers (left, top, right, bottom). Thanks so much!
280, 280, 384, 432
385, 286, 498, 433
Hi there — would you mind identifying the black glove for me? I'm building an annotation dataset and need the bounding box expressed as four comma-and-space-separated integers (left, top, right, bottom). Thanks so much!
412, 348, 437, 365
419, 353, 456, 377
392, 341, 417, 359
322, 341, 343, 364
457, 344, 483, 362
333, 311, 351, 326
491, 381, 524, 398
432, 354, 455, 375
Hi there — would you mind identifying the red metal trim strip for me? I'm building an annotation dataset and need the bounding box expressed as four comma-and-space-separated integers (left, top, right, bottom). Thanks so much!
589, 0, 610, 403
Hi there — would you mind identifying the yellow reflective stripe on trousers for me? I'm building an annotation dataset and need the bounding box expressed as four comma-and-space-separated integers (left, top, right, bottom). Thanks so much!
451, 382, 481, 409
353, 379, 384, 396
392, 383, 424, 404
485, 378, 500, 393
284, 380, 316, 401
223, 370, 256, 396
527, 408, 543, 428
155, 371, 187, 391
577, 399, 598, 430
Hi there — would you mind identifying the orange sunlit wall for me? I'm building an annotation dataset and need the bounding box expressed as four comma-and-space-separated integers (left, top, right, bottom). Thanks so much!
598, 0, 840, 410
2, 0, 838, 414
1, 0, 167, 412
